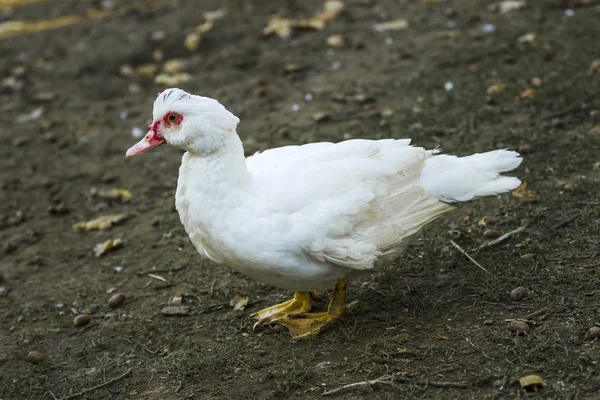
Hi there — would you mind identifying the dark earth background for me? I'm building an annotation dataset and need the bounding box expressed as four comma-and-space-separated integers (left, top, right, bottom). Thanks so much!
1, 0, 600, 399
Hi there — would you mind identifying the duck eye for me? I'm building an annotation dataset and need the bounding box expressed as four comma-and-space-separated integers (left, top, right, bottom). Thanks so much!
168, 113, 177, 122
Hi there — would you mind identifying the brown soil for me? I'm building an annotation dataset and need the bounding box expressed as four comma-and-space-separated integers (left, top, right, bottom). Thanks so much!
1, 0, 600, 399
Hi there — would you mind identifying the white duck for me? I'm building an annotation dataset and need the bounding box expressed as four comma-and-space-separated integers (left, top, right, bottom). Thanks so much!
127, 88, 522, 338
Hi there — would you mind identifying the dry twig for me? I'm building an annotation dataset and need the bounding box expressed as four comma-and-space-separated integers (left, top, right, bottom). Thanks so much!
322, 374, 469, 396
53, 368, 132, 400
477, 225, 527, 250
450, 240, 497, 279
136, 264, 187, 276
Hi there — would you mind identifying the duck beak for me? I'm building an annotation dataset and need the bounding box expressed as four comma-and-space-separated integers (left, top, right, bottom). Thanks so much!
126, 130, 165, 157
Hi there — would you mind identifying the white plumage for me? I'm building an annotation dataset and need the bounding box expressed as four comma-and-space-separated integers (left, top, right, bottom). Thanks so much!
129, 89, 522, 292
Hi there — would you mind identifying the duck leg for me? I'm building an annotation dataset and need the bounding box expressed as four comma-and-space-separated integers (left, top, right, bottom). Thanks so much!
251, 291, 313, 327
273, 277, 348, 339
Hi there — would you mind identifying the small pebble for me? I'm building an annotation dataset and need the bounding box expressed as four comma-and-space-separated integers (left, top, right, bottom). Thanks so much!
73, 314, 91, 327
484, 319, 494, 325
25, 351, 44, 364
108, 293, 126, 308
170, 295, 183, 306
483, 229, 501, 239
510, 287, 528, 301
585, 327, 600, 341
508, 320, 530, 334
518, 143, 534, 154
482, 216, 496, 225
444, 81, 454, 91
563, 183, 574, 191
481, 23, 496, 33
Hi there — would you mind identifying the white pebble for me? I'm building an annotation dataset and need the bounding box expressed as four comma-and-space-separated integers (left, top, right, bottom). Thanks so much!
444, 81, 454, 91
304, 93, 313, 102
384, 37, 393, 45
564, 9, 575, 17
481, 23, 496, 33
131, 126, 144, 138
120, 111, 128, 120
332, 61, 341, 70
291, 104, 300, 112
114, 266, 124, 273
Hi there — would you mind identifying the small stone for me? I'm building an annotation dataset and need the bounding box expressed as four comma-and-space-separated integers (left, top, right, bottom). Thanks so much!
484, 319, 494, 325
108, 293, 126, 308
170, 295, 183, 306
510, 287, 528, 301
25, 351, 44, 364
563, 183, 574, 191
518, 143, 534, 154
585, 327, 600, 341
73, 314, 91, 327
508, 320, 530, 334
326, 34, 345, 48
482, 216, 496, 225
483, 229, 501, 239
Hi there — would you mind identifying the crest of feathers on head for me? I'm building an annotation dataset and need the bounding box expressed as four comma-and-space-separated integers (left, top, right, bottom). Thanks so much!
153, 88, 240, 133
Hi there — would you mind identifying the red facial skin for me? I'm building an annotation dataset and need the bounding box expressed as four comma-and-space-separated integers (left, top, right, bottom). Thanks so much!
125, 111, 183, 157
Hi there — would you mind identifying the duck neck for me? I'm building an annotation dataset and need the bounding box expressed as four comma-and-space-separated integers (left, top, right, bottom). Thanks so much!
183, 131, 251, 192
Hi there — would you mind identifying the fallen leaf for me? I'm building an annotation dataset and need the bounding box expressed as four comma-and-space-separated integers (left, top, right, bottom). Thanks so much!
93, 238, 124, 257
295, 19, 325, 31
436, 333, 449, 340
136, 64, 158, 78
374, 18, 409, 32
230, 292, 249, 311
312, 111, 329, 122
263, 16, 293, 38
519, 375, 547, 389
314, 0, 344, 22
512, 182, 536, 200
516, 88, 535, 101
264, 1, 343, 39
163, 59, 188, 74
396, 347, 409, 354
154, 72, 192, 86
517, 32, 536, 44
184, 21, 214, 51
487, 84, 505, 95
73, 213, 136, 231
204, 8, 226, 22
90, 188, 132, 202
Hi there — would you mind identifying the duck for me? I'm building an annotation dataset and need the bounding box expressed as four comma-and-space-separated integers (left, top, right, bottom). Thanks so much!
126, 88, 522, 338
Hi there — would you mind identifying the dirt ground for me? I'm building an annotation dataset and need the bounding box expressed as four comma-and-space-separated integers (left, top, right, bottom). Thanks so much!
1, 0, 600, 399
